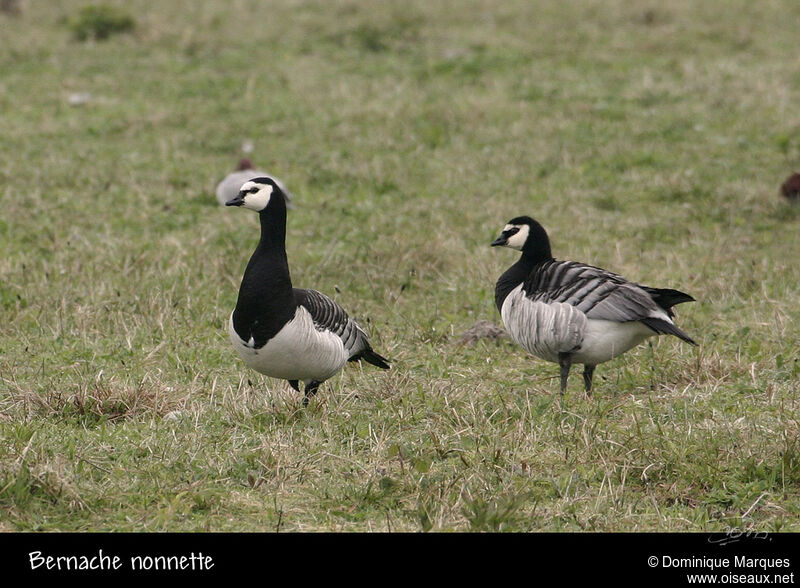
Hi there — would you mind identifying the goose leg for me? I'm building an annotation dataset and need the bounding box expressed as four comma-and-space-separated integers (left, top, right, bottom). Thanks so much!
583, 365, 596, 397
557, 353, 572, 395
302, 380, 321, 407
288, 380, 300, 392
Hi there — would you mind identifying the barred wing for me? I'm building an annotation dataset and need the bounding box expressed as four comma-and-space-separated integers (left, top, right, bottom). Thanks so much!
524, 260, 665, 323
294, 288, 370, 358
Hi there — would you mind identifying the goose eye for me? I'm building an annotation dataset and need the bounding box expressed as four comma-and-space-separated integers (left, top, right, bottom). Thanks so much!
506, 227, 520, 236
249, 187, 260, 194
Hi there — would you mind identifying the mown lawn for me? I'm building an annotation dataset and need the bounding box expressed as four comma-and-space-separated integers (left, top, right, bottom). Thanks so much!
1, 0, 799, 532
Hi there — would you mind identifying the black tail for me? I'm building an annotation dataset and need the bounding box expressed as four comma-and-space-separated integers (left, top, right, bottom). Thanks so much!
643, 287, 695, 317
351, 347, 391, 369
641, 317, 697, 346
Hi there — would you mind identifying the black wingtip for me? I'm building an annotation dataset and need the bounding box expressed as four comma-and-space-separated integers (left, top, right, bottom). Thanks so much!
676, 331, 699, 346
356, 348, 391, 369
646, 287, 696, 308
641, 318, 698, 346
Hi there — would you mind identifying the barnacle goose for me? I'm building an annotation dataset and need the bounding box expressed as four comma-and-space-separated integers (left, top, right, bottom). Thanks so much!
216, 158, 295, 208
226, 177, 389, 405
491, 216, 697, 395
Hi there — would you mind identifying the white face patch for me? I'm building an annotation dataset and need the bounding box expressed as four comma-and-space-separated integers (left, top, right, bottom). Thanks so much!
503, 223, 530, 251
239, 180, 273, 211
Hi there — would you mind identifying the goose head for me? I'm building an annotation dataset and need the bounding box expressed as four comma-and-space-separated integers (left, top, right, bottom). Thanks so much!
236, 157, 254, 171
491, 216, 553, 260
226, 177, 286, 212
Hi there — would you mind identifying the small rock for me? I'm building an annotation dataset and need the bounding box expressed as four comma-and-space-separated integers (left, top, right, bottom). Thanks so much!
459, 320, 507, 345
68, 92, 92, 106
0, 0, 24, 16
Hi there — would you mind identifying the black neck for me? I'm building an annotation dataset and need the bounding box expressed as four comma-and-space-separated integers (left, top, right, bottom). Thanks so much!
256, 204, 288, 252
495, 251, 551, 311
232, 205, 297, 345
520, 221, 553, 261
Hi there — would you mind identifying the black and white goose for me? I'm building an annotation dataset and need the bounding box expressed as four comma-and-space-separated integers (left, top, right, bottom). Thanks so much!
226, 177, 389, 405
491, 216, 697, 395
216, 158, 295, 208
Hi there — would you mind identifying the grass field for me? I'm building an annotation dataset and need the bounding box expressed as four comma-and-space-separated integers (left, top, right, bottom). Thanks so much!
1, 0, 799, 532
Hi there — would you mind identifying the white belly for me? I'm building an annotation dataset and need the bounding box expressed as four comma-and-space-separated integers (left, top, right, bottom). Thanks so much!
228, 308, 348, 382
570, 319, 655, 365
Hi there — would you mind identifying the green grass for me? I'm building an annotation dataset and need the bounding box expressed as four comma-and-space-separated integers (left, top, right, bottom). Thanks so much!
1, 0, 799, 532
